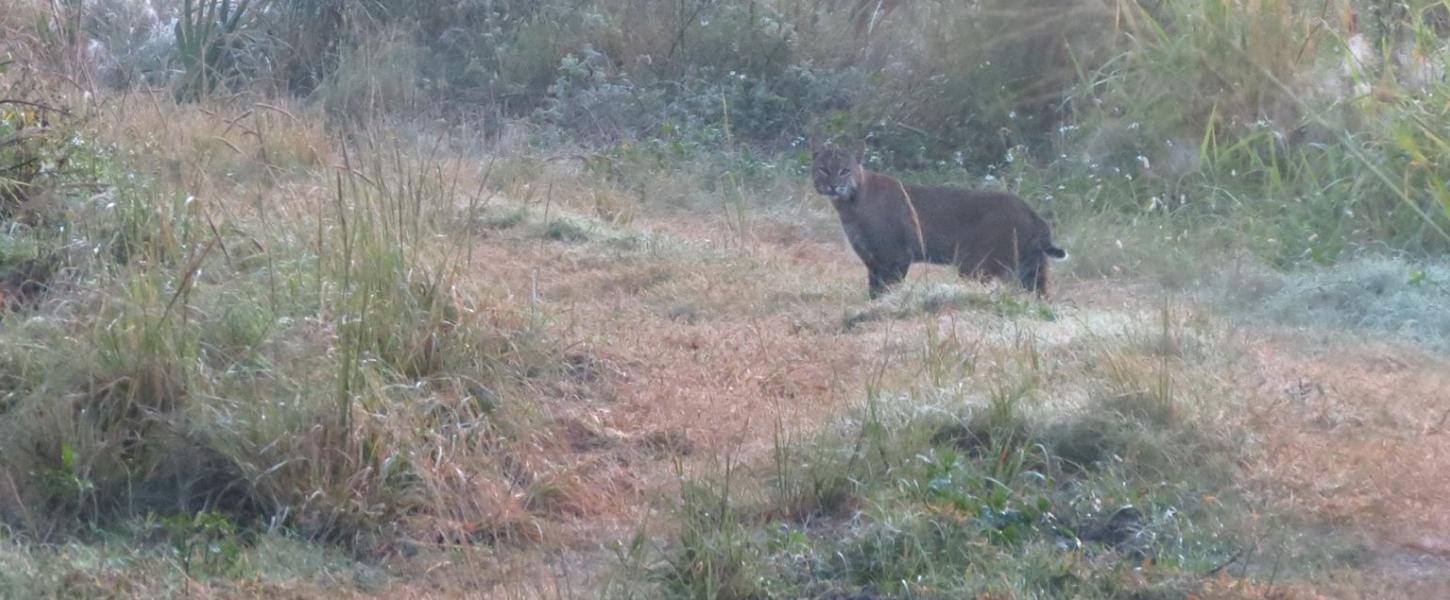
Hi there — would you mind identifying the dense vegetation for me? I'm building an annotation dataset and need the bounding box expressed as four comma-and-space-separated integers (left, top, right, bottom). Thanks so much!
25, 0, 1450, 254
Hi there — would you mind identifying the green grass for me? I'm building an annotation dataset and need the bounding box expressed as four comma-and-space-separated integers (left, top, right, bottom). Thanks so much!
0, 523, 388, 597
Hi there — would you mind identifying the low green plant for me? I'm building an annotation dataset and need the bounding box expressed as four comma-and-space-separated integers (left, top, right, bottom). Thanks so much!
162, 511, 244, 579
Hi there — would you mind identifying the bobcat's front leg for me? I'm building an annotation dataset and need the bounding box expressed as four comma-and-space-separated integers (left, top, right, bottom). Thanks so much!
867, 262, 909, 299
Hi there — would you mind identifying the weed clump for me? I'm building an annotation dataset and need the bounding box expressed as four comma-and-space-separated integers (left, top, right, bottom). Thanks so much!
543, 216, 596, 243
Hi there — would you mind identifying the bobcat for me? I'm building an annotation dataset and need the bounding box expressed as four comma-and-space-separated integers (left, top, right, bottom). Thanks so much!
811, 138, 1067, 299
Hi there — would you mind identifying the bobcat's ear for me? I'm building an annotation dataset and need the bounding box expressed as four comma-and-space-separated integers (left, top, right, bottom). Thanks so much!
851, 140, 866, 163
808, 134, 823, 155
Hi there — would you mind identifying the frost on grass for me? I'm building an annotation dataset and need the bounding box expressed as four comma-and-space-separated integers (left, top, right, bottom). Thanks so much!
842, 282, 1055, 329
1219, 257, 1450, 353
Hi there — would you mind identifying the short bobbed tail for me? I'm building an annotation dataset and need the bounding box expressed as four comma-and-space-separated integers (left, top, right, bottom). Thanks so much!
1044, 245, 1068, 260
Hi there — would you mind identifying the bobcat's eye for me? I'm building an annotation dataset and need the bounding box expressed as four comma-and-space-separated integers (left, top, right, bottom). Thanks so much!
838, 168, 850, 177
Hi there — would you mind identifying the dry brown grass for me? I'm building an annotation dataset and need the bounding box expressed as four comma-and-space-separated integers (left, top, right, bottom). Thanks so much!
93, 93, 331, 202
433, 206, 874, 531
1234, 335, 1450, 596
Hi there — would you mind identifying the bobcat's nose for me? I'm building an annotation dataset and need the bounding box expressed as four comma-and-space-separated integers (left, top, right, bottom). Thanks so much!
833, 185, 852, 197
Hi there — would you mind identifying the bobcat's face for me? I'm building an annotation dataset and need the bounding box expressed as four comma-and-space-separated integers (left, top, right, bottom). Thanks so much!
811, 141, 866, 200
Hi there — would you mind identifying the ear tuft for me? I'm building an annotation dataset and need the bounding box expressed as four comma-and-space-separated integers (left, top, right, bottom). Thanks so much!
851, 139, 866, 162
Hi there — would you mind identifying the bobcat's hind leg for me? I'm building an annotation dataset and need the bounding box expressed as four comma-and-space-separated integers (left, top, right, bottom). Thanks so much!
1017, 253, 1050, 297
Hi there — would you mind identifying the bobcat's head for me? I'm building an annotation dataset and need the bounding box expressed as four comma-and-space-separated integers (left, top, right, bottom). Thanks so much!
811, 137, 867, 201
